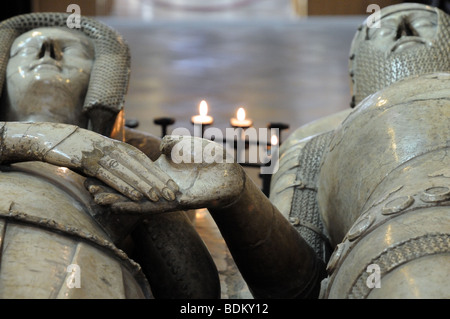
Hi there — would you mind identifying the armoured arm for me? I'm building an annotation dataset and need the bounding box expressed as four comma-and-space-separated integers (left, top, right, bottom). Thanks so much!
161, 136, 325, 298
92, 135, 326, 298
207, 171, 326, 299
0, 121, 178, 202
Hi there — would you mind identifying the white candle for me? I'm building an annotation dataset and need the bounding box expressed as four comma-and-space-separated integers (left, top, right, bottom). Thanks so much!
230, 107, 253, 128
271, 134, 279, 146
191, 100, 214, 125
267, 134, 279, 158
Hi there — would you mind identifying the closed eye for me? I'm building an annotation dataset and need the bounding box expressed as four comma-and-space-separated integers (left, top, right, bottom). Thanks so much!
367, 25, 397, 40
410, 17, 437, 29
62, 45, 93, 59
10, 45, 39, 58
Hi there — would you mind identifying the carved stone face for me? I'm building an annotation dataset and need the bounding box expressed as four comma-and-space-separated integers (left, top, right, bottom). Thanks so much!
366, 8, 438, 54
349, 4, 450, 107
3, 27, 94, 125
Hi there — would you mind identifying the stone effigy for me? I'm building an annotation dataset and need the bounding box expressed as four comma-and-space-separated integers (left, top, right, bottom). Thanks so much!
0, 13, 219, 298
81, 3, 450, 299
124, 3, 449, 299
1, 3, 449, 299
269, 3, 450, 298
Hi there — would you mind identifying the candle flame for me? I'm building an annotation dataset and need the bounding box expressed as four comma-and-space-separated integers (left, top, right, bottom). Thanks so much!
271, 135, 278, 146
199, 100, 208, 116
237, 107, 246, 121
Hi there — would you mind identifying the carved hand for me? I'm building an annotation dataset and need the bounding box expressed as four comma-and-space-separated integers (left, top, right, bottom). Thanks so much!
88, 135, 245, 214
0, 122, 178, 202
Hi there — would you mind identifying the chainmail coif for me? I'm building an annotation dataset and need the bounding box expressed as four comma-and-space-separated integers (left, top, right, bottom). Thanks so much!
0, 12, 131, 134
349, 4, 450, 107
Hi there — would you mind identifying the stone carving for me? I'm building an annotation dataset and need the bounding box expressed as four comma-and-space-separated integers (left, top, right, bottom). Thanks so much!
274, 3, 450, 298
0, 13, 219, 298
1, 3, 449, 299
81, 3, 450, 299
134, 72, 450, 299
349, 2, 450, 107
272, 3, 450, 298
117, 3, 448, 299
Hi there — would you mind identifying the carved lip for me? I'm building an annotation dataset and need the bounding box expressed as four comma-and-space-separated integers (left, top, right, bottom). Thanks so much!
30, 60, 62, 72
390, 37, 430, 53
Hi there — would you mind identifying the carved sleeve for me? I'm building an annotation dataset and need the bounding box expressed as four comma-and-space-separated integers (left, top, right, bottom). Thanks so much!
0, 122, 80, 164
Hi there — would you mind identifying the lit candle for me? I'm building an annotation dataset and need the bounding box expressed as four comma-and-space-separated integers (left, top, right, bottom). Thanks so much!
230, 107, 253, 128
191, 100, 214, 125
271, 134, 279, 147
230, 107, 252, 163
265, 133, 280, 174
267, 134, 279, 157
191, 100, 213, 138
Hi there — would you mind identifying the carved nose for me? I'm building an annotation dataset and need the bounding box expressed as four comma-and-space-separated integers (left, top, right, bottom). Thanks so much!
396, 19, 417, 39
38, 40, 62, 60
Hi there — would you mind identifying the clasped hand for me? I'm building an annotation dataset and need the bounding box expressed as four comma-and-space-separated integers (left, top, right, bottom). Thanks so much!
86, 135, 245, 214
